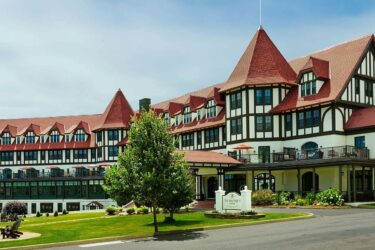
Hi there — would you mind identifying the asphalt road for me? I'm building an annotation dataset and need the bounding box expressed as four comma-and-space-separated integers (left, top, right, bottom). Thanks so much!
51, 208, 375, 250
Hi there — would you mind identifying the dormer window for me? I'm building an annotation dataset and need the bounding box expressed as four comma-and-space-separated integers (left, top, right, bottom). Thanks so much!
74, 129, 86, 142
25, 131, 35, 144
163, 113, 170, 126
50, 130, 60, 143
300, 72, 317, 97
1, 133, 12, 145
183, 107, 192, 124
206, 100, 216, 118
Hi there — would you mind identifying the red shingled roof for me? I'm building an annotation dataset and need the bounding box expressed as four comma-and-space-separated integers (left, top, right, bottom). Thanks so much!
344, 107, 375, 130
220, 26, 297, 93
271, 34, 374, 113
178, 150, 241, 165
298, 57, 330, 80
95, 89, 134, 130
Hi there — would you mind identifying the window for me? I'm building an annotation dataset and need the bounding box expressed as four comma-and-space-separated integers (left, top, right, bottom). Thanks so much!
206, 100, 217, 118
108, 130, 119, 141
298, 109, 320, 129
365, 81, 373, 98
298, 112, 304, 129
230, 118, 242, 135
230, 92, 242, 110
1, 133, 11, 145
163, 113, 171, 125
0, 152, 13, 161
25, 131, 35, 144
300, 72, 317, 97
65, 134, 70, 142
285, 114, 292, 131
25, 151, 38, 161
256, 115, 272, 132
197, 131, 202, 145
183, 107, 192, 124
74, 129, 86, 142
108, 146, 119, 157
50, 130, 60, 143
355, 136, 365, 148
181, 133, 194, 147
91, 149, 96, 159
205, 128, 219, 143
97, 148, 102, 158
355, 78, 360, 95
73, 149, 88, 159
255, 88, 271, 105
48, 150, 62, 160
96, 131, 102, 143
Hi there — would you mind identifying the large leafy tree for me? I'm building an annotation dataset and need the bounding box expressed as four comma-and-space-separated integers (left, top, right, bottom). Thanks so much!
104, 110, 193, 232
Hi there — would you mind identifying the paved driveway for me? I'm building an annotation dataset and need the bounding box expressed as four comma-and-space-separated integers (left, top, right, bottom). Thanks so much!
51, 208, 375, 250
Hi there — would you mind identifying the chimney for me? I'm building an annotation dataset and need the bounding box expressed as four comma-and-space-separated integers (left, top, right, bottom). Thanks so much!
139, 98, 151, 112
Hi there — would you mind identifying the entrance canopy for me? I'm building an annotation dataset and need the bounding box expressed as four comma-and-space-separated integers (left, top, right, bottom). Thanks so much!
178, 150, 242, 168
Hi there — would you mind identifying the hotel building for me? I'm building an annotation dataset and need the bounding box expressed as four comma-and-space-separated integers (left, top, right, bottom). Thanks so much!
1, 26, 375, 213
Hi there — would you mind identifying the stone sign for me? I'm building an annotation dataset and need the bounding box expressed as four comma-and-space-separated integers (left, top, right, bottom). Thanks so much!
215, 186, 252, 214
222, 192, 242, 210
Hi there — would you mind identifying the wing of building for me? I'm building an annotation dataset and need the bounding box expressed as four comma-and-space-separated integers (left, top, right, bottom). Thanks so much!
1, 26, 375, 213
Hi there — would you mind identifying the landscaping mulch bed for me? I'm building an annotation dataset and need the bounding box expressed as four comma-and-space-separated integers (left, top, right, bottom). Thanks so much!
204, 211, 265, 219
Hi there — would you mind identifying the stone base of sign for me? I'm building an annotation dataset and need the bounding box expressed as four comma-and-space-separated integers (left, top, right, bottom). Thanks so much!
204, 211, 265, 219
215, 186, 252, 214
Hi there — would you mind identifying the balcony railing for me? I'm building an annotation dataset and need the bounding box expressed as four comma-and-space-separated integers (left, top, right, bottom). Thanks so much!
0, 171, 105, 181
231, 145, 369, 164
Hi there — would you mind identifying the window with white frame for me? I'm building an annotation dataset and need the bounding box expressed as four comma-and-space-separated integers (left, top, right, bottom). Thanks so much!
183, 107, 192, 124
300, 72, 317, 97
50, 130, 60, 143
1, 133, 12, 145
163, 112, 171, 126
25, 131, 36, 144
74, 129, 86, 142
206, 100, 216, 118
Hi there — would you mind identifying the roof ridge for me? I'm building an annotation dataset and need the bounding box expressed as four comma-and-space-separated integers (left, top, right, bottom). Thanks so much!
0, 113, 102, 122
290, 33, 373, 63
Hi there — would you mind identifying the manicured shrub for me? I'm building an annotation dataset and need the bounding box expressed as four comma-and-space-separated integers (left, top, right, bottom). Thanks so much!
275, 191, 293, 205
54, 211, 59, 217
2, 201, 27, 216
106, 206, 118, 215
126, 208, 135, 215
36, 211, 42, 217
62, 209, 69, 215
136, 206, 149, 214
295, 198, 306, 206
46, 213, 50, 217
305, 192, 315, 205
252, 189, 275, 206
316, 188, 344, 206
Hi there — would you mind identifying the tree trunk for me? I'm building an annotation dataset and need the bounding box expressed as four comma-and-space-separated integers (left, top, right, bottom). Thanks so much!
169, 209, 174, 220
152, 201, 158, 233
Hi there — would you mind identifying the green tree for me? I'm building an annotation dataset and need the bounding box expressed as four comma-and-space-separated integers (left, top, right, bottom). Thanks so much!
104, 110, 189, 232
159, 155, 195, 222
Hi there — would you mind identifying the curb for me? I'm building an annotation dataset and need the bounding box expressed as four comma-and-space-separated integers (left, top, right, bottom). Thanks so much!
0, 213, 314, 250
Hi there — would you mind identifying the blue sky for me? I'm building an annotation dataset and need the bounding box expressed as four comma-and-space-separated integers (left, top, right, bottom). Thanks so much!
0, 0, 374, 118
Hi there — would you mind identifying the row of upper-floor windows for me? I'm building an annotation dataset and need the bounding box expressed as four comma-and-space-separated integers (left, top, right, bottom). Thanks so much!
229, 88, 273, 110
0, 147, 120, 162
1, 129, 121, 146
180, 127, 223, 147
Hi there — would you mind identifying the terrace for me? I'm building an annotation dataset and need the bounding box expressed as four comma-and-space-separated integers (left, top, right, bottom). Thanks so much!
230, 145, 370, 165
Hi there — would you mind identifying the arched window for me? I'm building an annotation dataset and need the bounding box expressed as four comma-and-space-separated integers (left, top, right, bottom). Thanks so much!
301, 142, 319, 159
254, 173, 275, 191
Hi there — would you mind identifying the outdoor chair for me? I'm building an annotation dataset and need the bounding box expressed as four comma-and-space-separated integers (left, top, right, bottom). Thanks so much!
0, 217, 23, 239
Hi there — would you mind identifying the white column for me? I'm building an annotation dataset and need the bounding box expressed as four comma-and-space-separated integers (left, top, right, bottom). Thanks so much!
36, 202, 41, 213
27, 202, 32, 214
240, 186, 252, 212
372, 167, 375, 191
215, 186, 226, 214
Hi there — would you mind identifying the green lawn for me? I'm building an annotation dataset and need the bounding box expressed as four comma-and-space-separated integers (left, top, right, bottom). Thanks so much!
357, 203, 375, 209
0, 211, 309, 249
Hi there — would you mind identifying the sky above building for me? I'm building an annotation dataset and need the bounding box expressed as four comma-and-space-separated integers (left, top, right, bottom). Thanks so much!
0, 0, 374, 118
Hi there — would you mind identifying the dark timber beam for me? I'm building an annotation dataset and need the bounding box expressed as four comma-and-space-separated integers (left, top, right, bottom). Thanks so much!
352, 165, 357, 202
312, 167, 316, 194
347, 165, 351, 202
339, 165, 342, 193
297, 168, 301, 196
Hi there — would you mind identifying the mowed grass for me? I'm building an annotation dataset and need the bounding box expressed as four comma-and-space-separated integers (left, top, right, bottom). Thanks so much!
357, 203, 375, 208
0, 211, 309, 249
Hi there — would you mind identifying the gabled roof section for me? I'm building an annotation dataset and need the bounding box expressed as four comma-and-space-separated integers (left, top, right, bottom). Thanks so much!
1, 125, 17, 137
345, 107, 375, 130
220, 26, 297, 92
207, 87, 225, 105
42, 122, 65, 135
96, 89, 135, 130
188, 95, 207, 111
271, 34, 374, 113
298, 57, 330, 80
168, 102, 185, 117
19, 123, 41, 136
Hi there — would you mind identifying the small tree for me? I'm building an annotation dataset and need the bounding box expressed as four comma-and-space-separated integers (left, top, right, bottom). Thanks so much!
159, 155, 195, 222
104, 110, 185, 232
2, 201, 27, 217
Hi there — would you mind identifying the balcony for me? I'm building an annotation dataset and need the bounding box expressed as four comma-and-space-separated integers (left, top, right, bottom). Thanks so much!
230, 145, 370, 165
